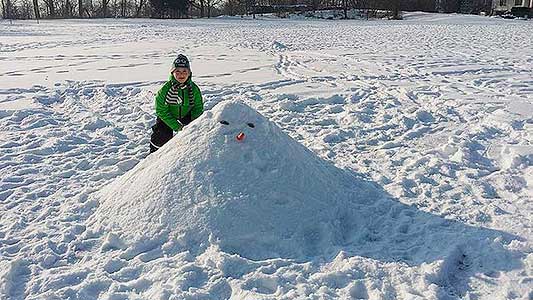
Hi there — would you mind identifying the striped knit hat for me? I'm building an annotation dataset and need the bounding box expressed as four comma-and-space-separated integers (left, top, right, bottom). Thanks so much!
172, 54, 190, 71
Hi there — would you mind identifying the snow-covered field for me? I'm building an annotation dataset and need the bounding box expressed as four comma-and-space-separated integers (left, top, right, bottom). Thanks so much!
1, 12, 532, 300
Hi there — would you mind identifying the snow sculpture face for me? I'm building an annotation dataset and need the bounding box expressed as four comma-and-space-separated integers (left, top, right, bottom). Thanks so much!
211, 102, 271, 146
204, 102, 279, 172
218, 119, 255, 141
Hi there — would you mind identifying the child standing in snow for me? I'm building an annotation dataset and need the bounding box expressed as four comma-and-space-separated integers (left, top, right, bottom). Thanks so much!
150, 54, 204, 153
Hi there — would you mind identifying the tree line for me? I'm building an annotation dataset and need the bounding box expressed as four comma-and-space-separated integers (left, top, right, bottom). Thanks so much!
1, 0, 494, 20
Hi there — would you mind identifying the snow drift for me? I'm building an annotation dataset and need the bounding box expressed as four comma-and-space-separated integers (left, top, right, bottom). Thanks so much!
91, 100, 377, 259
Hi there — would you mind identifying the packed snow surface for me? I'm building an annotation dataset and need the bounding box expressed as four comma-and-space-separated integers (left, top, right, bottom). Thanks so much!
93, 100, 377, 260
1, 13, 532, 300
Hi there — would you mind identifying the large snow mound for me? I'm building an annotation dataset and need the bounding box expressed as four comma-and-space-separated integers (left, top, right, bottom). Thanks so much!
91, 100, 378, 259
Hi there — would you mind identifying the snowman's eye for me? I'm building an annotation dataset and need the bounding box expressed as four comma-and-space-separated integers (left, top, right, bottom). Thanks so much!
247, 123, 255, 128
219, 120, 229, 125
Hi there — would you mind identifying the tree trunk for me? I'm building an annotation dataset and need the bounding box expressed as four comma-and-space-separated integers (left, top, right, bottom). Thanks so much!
1, 0, 6, 19
102, 0, 108, 17
5, 0, 12, 18
45, 0, 56, 17
64, 0, 71, 17
342, 0, 347, 18
135, 0, 144, 17
78, 0, 83, 17
33, 0, 40, 18
392, 0, 400, 19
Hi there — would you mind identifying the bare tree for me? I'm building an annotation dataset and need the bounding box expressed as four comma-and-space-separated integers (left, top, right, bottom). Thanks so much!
33, 0, 40, 18
85, 0, 93, 16
471, 0, 491, 14
64, 0, 73, 16
342, 0, 347, 18
194, 0, 205, 17
245, 0, 255, 15
135, 0, 144, 16
439, 0, 459, 12
1, 0, 7, 18
390, 0, 400, 19
78, 0, 83, 16
149, 0, 191, 18
21, 0, 33, 17
118, 0, 124, 16
206, 0, 220, 17
6, 0, 13, 18
43, 0, 57, 16
102, 0, 110, 16
2, 0, 14, 18
221, 0, 237, 15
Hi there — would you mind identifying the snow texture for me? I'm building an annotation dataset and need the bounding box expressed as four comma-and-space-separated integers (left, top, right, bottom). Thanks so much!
0, 12, 532, 300
92, 100, 378, 260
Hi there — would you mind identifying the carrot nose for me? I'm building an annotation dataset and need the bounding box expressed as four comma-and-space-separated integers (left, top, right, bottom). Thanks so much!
236, 132, 245, 141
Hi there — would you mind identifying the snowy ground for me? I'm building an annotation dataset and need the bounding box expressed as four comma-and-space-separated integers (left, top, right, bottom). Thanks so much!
0, 12, 532, 300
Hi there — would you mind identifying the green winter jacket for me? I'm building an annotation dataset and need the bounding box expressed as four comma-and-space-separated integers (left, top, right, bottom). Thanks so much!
155, 74, 204, 132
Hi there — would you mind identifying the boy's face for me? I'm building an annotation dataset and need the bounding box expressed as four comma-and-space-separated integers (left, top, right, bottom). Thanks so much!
172, 67, 190, 84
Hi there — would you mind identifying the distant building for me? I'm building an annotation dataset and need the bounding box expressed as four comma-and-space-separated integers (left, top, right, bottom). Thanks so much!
493, 0, 533, 13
